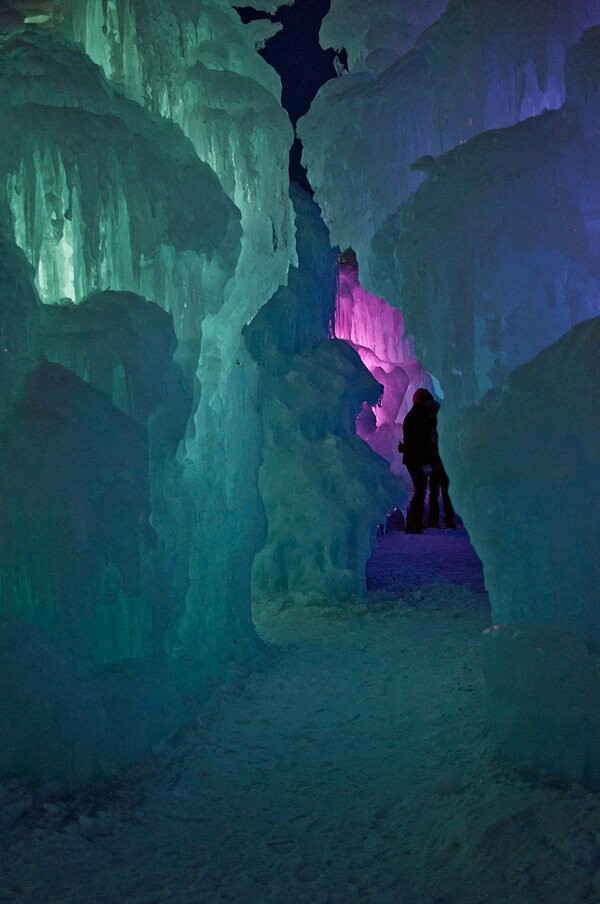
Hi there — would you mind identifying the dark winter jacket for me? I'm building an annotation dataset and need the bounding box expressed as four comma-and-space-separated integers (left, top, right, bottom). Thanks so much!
400, 401, 439, 467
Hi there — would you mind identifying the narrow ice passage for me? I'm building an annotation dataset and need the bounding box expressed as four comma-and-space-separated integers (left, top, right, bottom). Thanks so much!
4, 536, 600, 904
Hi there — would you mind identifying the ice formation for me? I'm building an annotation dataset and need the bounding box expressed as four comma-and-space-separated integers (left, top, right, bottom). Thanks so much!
0, 29, 240, 339
0, 2, 296, 779
246, 188, 399, 602
55, 0, 297, 696
0, 236, 40, 424
302, 5, 600, 784
1, 0, 599, 791
388, 30, 600, 489
0, 2, 403, 782
320, 0, 447, 75
333, 252, 432, 478
478, 317, 600, 785
299, 0, 600, 292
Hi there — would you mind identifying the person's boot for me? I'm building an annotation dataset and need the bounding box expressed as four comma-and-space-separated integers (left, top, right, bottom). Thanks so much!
427, 497, 441, 529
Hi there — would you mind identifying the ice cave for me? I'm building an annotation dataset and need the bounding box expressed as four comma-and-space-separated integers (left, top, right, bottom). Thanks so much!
0, 0, 599, 901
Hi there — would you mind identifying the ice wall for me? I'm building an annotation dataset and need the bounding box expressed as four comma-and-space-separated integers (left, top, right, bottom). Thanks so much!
56, 0, 297, 692
0, 302, 188, 781
477, 317, 600, 786
0, 29, 239, 346
387, 30, 600, 441
321, 0, 447, 75
246, 188, 400, 603
406, 32, 599, 784
334, 253, 432, 477
301, 8, 600, 783
0, 1, 296, 781
0, 232, 196, 780
0, 234, 41, 424
460, 318, 600, 648
0, 23, 241, 669
387, 118, 600, 409
299, 0, 600, 292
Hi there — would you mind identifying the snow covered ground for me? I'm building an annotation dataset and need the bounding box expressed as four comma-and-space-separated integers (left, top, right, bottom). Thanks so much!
2, 529, 600, 903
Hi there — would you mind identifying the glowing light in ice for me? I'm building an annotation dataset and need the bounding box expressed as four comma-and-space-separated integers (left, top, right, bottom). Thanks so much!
333, 253, 434, 477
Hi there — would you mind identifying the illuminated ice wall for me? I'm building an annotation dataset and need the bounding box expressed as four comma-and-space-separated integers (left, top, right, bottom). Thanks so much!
1, 0, 599, 790
0, 2, 399, 783
0, 1, 296, 781
333, 253, 432, 478
302, 2, 600, 785
300, 0, 600, 295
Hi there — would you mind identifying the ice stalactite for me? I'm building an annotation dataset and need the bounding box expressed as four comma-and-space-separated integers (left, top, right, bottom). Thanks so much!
246, 188, 399, 604
299, 0, 600, 293
333, 252, 432, 478
58, 0, 295, 325
0, 30, 239, 344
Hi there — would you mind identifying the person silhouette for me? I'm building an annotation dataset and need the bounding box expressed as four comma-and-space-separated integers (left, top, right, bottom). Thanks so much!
398, 388, 456, 533
398, 388, 437, 534
426, 399, 457, 530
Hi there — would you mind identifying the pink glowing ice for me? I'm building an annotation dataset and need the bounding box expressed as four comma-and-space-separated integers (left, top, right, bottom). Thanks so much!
333, 252, 433, 477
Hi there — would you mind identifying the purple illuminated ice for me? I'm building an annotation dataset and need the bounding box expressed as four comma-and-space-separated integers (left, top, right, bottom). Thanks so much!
333, 252, 432, 477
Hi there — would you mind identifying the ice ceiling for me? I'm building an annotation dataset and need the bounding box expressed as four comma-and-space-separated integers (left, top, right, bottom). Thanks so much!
0, 0, 598, 788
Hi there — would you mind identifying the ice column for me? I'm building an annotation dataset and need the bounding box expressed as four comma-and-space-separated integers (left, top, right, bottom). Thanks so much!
58, 0, 297, 690
246, 188, 399, 603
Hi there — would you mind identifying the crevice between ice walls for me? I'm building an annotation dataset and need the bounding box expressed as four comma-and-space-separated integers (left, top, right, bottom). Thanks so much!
0, 1, 296, 782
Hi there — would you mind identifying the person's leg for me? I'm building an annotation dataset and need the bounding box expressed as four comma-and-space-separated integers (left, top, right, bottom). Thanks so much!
427, 469, 441, 528
406, 464, 427, 533
439, 466, 457, 528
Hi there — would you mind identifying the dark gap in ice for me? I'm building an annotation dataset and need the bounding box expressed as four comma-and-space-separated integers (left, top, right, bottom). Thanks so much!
236, 0, 336, 190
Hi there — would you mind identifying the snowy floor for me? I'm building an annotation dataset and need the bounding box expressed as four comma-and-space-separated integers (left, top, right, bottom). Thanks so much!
3, 529, 600, 903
